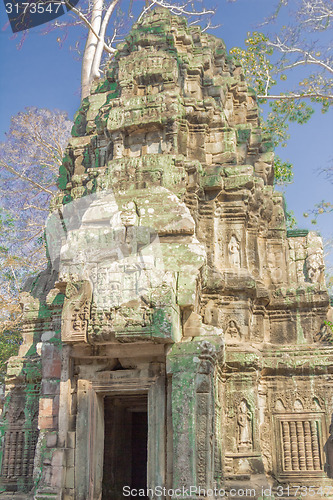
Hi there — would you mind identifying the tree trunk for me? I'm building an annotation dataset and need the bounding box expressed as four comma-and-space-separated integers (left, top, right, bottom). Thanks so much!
81, 0, 103, 99
90, 0, 120, 83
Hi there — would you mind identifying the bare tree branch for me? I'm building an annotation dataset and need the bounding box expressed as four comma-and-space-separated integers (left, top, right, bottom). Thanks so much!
63, 0, 116, 54
0, 161, 54, 195
138, 0, 215, 23
90, 0, 120, 81
267, 38, 333, 75
257, 92, 333, 100
298, 0, 333, 31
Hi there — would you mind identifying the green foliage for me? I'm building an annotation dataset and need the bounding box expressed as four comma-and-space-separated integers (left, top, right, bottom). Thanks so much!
304, 201, 333, 224
231, 32, 318, 147
0, 326, 22, 384
263, 100, 314, 148
300, 74, 333, 114
273, 156, 294, 185
231, 32, 275, 96
325, 320, 333, 339
285, 209, 297, 229
231, 28, 330, 186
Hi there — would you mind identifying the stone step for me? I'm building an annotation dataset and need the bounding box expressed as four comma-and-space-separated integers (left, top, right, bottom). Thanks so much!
225, 473, 251, 480
34, 489, 61, 500
34, 496, 60, 500
0, 495, 32, 500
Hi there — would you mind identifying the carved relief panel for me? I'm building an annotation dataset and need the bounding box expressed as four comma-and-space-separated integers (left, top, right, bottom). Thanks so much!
223, 304, 251, 343
237, 399, 253, 452
61, 280, 92, 343
223, 382, 259, 477
224, 375, 257, 454
213, 220, 245, 273
1, 389, 39, 489
269, 386, 329, 481
228, 235, 241, 269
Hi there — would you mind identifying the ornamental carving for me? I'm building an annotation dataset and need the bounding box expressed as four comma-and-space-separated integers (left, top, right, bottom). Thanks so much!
271, 390, 326, 413
1, 391, 39, 487
228, 235, 240, 269
275, 413, 325, 477
61, 280, 92, 343
237, 399, 253, 452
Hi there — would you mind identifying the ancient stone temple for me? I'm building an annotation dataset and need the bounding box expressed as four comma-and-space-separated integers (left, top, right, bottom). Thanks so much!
1, 7, 333, 500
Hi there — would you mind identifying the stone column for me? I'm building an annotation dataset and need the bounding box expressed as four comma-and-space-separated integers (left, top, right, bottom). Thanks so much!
167, 338, 223, 497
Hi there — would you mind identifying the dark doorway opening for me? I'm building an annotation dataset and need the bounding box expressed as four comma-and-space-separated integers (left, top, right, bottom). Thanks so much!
131, 411, 148, 492
102, 395, 148, 500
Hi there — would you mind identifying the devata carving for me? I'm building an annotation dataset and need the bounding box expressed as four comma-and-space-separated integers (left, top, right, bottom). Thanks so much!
228, 235, 240, 269
0, 7, 332, 498
225, 319, 241, 340
237, 400, 253, 452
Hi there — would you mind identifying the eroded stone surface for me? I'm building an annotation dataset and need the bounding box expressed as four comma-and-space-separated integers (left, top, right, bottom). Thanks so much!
0, 7, 333, 499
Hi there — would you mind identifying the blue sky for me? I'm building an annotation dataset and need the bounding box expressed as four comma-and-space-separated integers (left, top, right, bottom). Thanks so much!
0, 0, 332, 267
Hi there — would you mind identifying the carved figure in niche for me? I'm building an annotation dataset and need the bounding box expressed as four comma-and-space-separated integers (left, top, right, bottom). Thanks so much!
296, 259, 306, 283
313, 398, 322, 410
237, 400, 253, 452
112, 132, 124, 159
204, 299, 219, 326
271, 200, 285, 227
228, 235, 240, 268
275, 399, 286, 412
306, 249, 324, 284
226, 319, 240, 340
267, 249, 285, 284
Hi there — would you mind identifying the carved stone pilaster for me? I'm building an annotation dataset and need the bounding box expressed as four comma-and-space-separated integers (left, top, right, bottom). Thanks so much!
167, 338, 223, 492
61, 280, 92, 343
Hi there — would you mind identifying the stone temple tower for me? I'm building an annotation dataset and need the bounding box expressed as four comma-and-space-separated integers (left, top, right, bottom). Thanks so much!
1, 7, 333, 500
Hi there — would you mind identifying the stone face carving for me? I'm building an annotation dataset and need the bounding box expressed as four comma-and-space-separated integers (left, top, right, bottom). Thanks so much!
0, 7, 332, 498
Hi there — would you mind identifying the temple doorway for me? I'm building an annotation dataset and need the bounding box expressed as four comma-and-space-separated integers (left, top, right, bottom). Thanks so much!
102, 395, 148, 500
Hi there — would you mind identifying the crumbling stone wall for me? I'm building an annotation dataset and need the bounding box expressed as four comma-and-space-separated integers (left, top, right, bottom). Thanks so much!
0, 7, 332, 499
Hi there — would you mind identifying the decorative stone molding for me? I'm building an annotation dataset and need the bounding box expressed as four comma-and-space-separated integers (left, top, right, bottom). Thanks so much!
60, 280, 92, 344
